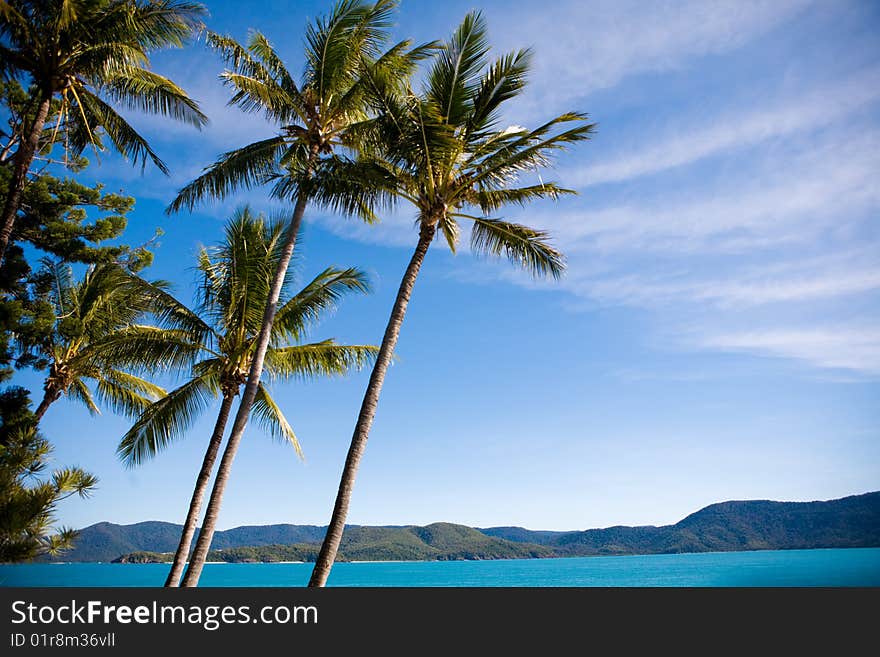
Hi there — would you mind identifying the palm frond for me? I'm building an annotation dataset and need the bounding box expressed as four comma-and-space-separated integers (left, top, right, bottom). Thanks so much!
305, 156, 398, 221
246, 31, 299, 96
117, 373, 218, 467
88, 325, 207, 374
330, 37, 437, 130
207, 30, 304, 122
304, 0, 395, 106
72, 264, 158, 337
427, 11, 490, 126
71, 87, 169, 173
263, 341, 378, 380
67, 378, 99, 416
0, 0, 29, 33
396, 97, 459, 198
208, 31, 272, 75
253, 383, 302, 458
95, 368, 166, 419
438, 214, 460, 253
36, 257, 75, 315
469, 216, 565, 279
102, 67, 208, 127
128, 0, 206, 50
210, 30, 307, 123
166, 136, 287, 213
469, 113, 596, 188
272, 267, 371, 342
197, 207, 289, 338
123, 277, 213, 344
220, 71, 301, 123
467, 48, 531, 137
470, 183, 576, 214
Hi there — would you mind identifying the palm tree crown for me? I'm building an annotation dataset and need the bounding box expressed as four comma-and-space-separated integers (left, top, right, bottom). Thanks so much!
115, 207, 377, 465
322, 11, 595, 272
0, 0, 208, 262
17, 260, 168, 422
168, 0, 432, 213
0, 0, 208, 171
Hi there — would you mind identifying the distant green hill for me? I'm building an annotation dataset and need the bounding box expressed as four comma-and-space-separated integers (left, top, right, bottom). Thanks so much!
487, 491, 880, 556
54, 522, 329, 563
110, 524, 550, 563
46, 491, 880, 563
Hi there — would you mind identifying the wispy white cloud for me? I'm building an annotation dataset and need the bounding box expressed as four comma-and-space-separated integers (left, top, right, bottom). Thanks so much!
548, 127, 880, 253
571, 67, 880, 187
570, 250, 880, 309
452, 113, 880, 377
491, 0, 813, 113
698, 327, 880, 375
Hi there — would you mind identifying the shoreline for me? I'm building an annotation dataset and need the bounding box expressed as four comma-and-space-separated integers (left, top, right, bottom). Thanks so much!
23, 545, 880, 567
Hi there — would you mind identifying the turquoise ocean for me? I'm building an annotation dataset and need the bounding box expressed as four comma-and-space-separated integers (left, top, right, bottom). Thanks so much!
2, 548, 880, 587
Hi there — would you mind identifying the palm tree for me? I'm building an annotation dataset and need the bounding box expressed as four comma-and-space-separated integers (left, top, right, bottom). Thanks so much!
307, 12, 596, 586
0, 0, 208, 261
18, 260, 168, 423
111, 207, 376, 586
166, 0, 428, 586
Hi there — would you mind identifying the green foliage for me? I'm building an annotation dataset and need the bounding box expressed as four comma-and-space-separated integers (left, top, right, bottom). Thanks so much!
0, 78, 158, 269
0, 386, 97, 562
111, 550, 172, 563
0, 79, 161, 381
0, 168, 155, 272
0, 0, 207, 171
11, 261, 168, 416
113, 544, 321, 563
314, 11, 595, 277
337, 523, 553, 561
168, 0, 431, 213
116, 207, 377, 465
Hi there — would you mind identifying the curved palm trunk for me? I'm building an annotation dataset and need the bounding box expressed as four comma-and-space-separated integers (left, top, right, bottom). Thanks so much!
308, 223, 436, 587
180, 187, 312, 587
33, 387, 60, 423
164, 391, 235, 587
0, 93, 52, 262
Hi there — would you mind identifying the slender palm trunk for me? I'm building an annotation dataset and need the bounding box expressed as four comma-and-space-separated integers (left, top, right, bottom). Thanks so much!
180, 185, 313, 587
0, 93, 52, 262
164, 391, 235, 587
33, 387, 60, 423
308, 222, 436, 587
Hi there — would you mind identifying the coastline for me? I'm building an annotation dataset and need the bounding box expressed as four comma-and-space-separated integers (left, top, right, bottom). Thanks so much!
3, 548, 879, 588
32, 545, 880, 566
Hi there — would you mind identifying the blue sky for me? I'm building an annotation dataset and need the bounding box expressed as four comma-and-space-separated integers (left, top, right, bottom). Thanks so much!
17, 0, 880, 531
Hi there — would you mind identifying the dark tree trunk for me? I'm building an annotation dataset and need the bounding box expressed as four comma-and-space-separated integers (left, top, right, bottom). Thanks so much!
308, 222, 436, 587
33, 387, 59, 423
180, 185, 312, 587
0, 93, 52, 262
164, 391, 236, 587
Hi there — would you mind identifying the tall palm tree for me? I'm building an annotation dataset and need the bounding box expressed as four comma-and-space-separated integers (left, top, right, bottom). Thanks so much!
307, 12, 596, 586
17, 260, 168, 423
0, 0, 208, 261
111, 208, 376, 586
167, 0, 429, 586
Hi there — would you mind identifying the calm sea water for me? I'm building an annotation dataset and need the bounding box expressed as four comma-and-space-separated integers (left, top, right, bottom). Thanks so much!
2, 548, 879, 587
